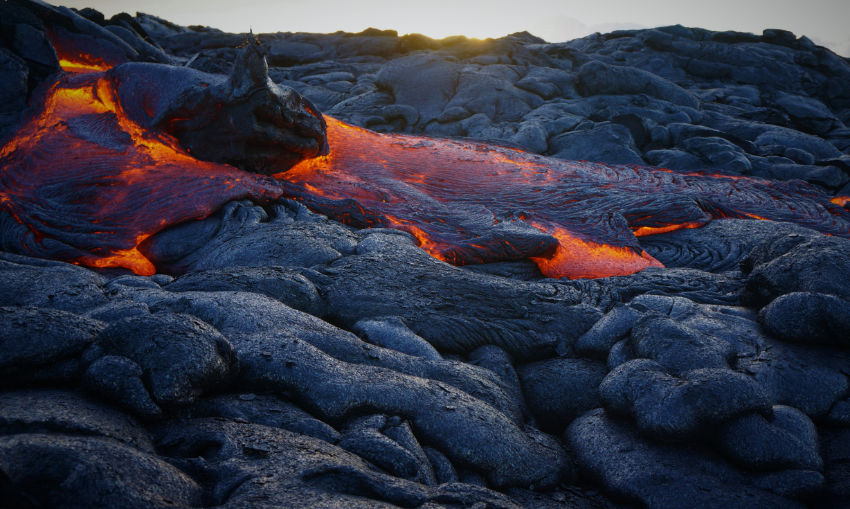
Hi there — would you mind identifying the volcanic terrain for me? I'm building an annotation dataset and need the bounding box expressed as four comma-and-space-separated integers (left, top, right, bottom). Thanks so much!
1, 1, 850, 507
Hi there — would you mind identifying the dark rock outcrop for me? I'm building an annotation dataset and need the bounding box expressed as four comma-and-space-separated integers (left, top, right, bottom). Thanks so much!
94, 312, 238, 408
112, 40, 328, 174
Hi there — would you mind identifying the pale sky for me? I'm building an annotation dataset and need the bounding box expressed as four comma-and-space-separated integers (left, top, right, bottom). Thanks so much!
55, 0, 850, 56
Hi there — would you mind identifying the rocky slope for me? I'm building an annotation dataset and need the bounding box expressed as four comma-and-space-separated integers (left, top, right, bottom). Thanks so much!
1, 2, 850, 508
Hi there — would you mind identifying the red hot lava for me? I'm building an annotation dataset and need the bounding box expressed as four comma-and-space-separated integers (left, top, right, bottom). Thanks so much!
2, 54, 849, 278
0, 67, 283, 275
277, 117, 850, 278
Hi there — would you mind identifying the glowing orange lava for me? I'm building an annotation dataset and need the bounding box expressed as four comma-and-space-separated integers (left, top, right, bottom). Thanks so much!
49, 27, 124, 74
3, 49, 850, 279
0, 64, 282, 274
280, 116, 850, 278
530, 226, 664, 279
832, 196, 850, 208
632, 222, 705, 237
58, 58, 110, 74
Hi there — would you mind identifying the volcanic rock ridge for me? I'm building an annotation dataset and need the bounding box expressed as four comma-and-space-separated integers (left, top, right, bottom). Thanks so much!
1, 1, 850, 507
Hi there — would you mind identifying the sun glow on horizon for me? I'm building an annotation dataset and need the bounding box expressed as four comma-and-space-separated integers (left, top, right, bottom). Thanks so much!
52, 0, 850, 56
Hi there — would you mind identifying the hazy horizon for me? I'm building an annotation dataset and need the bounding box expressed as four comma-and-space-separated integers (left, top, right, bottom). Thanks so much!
53, 0, 850, 57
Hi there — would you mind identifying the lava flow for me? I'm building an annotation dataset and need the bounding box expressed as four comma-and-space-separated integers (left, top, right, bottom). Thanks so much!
0, 67, 283, 275
3, 52, 850, 279
278, 116, 850, 278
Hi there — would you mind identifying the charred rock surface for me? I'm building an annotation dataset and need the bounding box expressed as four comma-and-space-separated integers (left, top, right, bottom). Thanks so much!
2, 2, 850, 508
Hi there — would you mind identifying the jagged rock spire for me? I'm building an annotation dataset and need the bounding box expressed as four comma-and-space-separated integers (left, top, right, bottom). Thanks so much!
228, 31, 271, 98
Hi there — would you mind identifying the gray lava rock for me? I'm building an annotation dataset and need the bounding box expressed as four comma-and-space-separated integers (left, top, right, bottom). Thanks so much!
266, 39, 325, 66
136, 287, 568, 486
0, 253, 107, 313
188, 392, 340, 443
446, 70, 543, 123
166, 265, 325, 317
821, 428, 850, 504
754, 129, 841, 161
515, 66, 574, 100
828, 397, 850, 426
600, 359, 771, 440
759, 292, 850, 348
352, 317, 442, 360
717, 406, 822, 471
639, 219, 818, 273
146, 288, 523, 421
572, 304, 640, 358
773, 91, 838, 135
645, 148, 707, 170
0, 306, 104, 382
549, 123, 645, 165
567, 409, 804, 508
381, 103, 419, 127
742, 235, 850, 306
82, 355, 163, 418
0, 389, 153, 452
0, 434, 202, 509
630, 315, 734, 374
112, 41, 327, 174
424, 446, 458, 484
0, 48, 29, 140
319, 228, 601, 360
577, 60, 699, 108
517, 357, 607, 432
467, 345, 524, 408
375, 54, 458, 125
84, 300, 151, 322
741, 339, 850, 419
682, 136, 752, 172
383, 419, 437, 485
155, 417, 519, 508
339, 428, 421, 479
142, 200, 359, 274
96, 312, 237, 408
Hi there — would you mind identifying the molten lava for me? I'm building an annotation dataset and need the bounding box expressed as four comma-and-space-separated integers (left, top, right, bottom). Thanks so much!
2, 51, 850, 279
278, 117, 850, 278
48, 26, 125, 74
0, 67, 283, 275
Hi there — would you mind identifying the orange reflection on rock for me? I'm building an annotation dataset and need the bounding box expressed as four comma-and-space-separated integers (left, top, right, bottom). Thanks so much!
282, 116, 850, 279
82, 235, 156, 275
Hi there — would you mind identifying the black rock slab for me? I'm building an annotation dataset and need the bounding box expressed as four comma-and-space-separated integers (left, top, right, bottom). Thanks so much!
0, 306, 104, 383
318, 230, 601, 360
0, 389, 153, 452
95, 312, 238, 408
567, 409, 804, 508
0, 434, 202, 509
